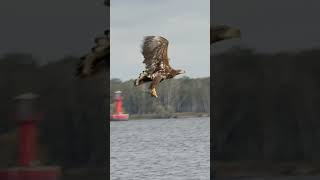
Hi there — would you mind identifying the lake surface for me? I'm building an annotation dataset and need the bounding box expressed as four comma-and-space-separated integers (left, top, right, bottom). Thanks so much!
111, 117, 210, 180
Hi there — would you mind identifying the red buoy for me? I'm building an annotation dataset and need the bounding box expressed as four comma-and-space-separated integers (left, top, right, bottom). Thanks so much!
0, 93, 61, 180
13, 93, 40, 167
110, 91, 129, 121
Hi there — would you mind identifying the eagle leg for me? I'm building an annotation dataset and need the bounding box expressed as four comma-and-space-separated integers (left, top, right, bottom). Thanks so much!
151, 88, 158, 98
149, 75, 162, 98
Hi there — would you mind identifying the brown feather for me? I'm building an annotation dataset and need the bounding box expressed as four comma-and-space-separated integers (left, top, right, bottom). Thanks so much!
135, 36, 185, 98
135, 36, 185, 89
141, 36, 171, 74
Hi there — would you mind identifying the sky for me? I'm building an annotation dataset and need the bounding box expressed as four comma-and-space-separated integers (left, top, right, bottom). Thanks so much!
0, 0, 108, 62
1, 0, 320, 78
212, 0, 320, 53
110, 0, 210, 80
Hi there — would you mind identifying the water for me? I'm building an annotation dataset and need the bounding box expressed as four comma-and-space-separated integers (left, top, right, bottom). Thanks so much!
111, 117, 210, 180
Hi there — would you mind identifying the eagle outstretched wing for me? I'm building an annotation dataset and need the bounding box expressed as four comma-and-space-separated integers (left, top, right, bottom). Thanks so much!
141, 36, 170, 73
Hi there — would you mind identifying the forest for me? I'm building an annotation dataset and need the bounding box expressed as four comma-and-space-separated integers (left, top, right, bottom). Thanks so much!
213, 47, 320, 160
110, 77, 210, 116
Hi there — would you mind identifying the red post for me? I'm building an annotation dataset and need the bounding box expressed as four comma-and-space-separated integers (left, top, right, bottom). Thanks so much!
114, 96, 123, 114
0, 93, 62, 180
14, 93, 40, 167
110, 91, 129, 121
18, 119, 37, 166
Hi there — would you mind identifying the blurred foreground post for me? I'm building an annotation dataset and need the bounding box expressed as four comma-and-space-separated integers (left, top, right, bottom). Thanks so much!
0, 93, 61, 180
14, 93, 40, 166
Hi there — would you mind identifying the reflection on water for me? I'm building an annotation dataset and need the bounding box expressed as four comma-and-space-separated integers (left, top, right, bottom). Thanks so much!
111, 117, 210, 180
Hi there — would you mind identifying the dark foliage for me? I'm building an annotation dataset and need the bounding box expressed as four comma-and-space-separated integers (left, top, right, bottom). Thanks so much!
213, 47, 320, 161
0, 54, 108, 168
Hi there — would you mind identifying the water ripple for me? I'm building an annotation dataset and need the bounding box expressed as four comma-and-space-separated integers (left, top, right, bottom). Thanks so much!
111, 117, 210, 180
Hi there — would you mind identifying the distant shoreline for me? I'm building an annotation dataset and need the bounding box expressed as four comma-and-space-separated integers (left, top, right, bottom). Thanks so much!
129, 112, 209, 120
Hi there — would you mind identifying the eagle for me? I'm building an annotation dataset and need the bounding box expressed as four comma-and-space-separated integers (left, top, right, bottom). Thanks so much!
134, 36, 185, 98
76, 0, 110, 78
211, 25, 241, 44
76, 30, 109, 78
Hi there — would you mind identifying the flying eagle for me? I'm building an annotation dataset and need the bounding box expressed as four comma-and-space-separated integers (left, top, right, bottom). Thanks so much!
134, 36, 185, 98
211, 25, 241, 44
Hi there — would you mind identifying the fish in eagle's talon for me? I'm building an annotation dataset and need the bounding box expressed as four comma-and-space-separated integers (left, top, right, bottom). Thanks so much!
151, 88, 158, 98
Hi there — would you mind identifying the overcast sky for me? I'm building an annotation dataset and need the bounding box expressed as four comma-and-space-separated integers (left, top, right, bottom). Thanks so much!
110, 0, 210, 80
0, 0, 108, 62
212, 0, 320, 53
1, 0, 320, 79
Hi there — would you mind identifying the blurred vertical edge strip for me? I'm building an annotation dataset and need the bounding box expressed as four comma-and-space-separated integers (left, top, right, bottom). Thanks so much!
210, 0, 214, 179
105, 0, 110, 178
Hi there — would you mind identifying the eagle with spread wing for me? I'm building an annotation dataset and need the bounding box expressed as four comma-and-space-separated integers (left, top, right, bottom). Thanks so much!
134, 36, 185, 98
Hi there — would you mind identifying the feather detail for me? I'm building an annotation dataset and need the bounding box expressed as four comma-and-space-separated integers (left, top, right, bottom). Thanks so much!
135, 35, 185, 97
141, 36, 171, 74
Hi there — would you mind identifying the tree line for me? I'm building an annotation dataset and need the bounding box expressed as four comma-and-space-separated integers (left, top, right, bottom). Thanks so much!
110, 77, 210, 115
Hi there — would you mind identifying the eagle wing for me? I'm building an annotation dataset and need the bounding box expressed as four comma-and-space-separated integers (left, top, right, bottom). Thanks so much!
76, 0, 109, 78
76, 30, 109, 78
141, 36, 170, 73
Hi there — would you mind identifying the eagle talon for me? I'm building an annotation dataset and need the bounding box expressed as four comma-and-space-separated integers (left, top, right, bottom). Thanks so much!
151, 88, 158, 98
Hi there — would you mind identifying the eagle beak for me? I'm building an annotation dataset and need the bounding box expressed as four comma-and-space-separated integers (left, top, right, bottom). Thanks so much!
180, 70, 186, 74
